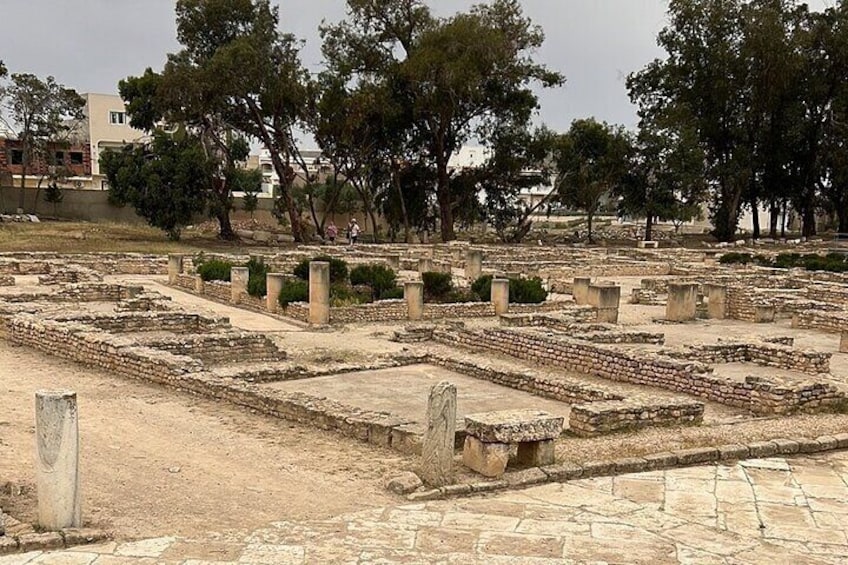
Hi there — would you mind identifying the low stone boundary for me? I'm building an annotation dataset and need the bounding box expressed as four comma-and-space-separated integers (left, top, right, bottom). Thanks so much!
792, 310, 848, 334
0, 524, 109, 555
407, 433, 848, 501
139, 332, 285, 365
568, 400, 704, 437
0, 253, 167, 275
432, 327, 846, 415
49, 311, 230, 334
663, 342, 831, 375
37, 268, 103, 285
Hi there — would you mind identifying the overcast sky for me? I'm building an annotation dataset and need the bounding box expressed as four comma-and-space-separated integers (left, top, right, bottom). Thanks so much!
0, 0, 833, 147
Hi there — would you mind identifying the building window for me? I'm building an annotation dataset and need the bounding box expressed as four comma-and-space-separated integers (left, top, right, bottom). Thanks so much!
54, 151, 66, 165
9, 149, 23, 165
109, 111, 126, 125
69, 151, 84, 165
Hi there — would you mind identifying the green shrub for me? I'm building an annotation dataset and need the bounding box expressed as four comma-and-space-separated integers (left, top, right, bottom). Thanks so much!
422, 271, 453, 301
278, 279, 308, 308
329, 283, 370, 306
752, 254, 774, 267
510, 277, 548, 304
471, 274, 494, 301
775, 253, 802, 269
246, 257, 270, 297
349, 264, 398, 300
293, 255, 349, 283
379, 286, 405, 300
444, 289, 480, 303
718, 252, 752, 265
197, 259, 232, 282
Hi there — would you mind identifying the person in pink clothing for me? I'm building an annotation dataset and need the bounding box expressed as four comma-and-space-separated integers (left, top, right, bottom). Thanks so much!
325, 221, 338, 244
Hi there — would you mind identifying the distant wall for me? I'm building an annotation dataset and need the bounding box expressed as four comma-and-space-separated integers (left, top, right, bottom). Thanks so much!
0, 186, 145, 223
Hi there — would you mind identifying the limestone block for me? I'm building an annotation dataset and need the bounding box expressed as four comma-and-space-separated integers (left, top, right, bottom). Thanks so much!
637, 240, 658, 249
462, 436, 510, 478
386, 471, 423, 494
266, 273, 285, 312
35, 390, 81, 529
464, 409, 564, 443
167, 254, 183, 284
572, 277, 591, 305
230, 266, 249, 303
465, 250, 483, 281
707, 285, 727, 319
491, 278, 509, 315
840, 332, 848, 354
754, 305, 775, 323
194, 274, 204, 293
309, 261, 330, 326
420, 381, 457, 487
405, 281, 424, 321
516, 439, 556, 467
666, 283, 698, 322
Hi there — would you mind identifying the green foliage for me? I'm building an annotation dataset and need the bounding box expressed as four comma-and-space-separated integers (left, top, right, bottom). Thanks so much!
196, 259, 232, 282
422, 272, 453, 302
379, 286, 405, 300
278, 279, 308, 308
246, 257, 270, 297
719, 252, 848, 272
329, 283, 370, 306
349, 264, 399, 300
102, 132, 213, 240
510, 277, 548, 304
293, 255, 349, 284
471, 274, 547, 303
719, 252, 753, 265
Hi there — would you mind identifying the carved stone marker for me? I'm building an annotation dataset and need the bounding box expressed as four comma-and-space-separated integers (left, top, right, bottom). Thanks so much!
706, 284, 727, 319
230, 266, 249, 303
167, 254, 183, 284
266, 273, 285, 312
420, 381, 457, 487
491, 278, 510, 315
405, 281, 424, 321
465, 250, 483, 281
572, 277, 591, 305
35, 390, 81, 529
667, 283, 699, 322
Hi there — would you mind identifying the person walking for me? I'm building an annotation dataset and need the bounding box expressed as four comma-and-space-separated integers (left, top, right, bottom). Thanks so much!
348, 218, 361, 245
326, 221, 338, 244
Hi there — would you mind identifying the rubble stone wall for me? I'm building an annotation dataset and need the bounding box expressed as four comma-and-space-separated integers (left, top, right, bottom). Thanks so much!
792, 310, 848, 334
569, 400, 704, 437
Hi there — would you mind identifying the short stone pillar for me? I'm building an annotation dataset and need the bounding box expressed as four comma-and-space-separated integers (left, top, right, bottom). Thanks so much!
589, 284, 621, 323
420, 381, 457, 487
840, 331, 848, 353
266, 273, 285, 312
405, 281, 424, 321
754, 304, 776, 323
572, 277, 591, 305
230, 266, 249, 303
35, 390, 81, 529
491, 278, 510, 315
666, 283, 699, 322
386, 255, 401, 271
706, 285, 727, 319
418, 257, 433, 274
194, 274, 204, 293
465, 250, 483, 281
167, 254, 183, 284
308, 261, 331, 326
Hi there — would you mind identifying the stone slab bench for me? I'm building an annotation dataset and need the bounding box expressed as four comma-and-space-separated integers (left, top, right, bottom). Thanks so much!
462, 409, 564, 478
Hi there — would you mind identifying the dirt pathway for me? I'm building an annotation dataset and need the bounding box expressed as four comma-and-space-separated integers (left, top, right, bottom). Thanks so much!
0, 341, 407, 540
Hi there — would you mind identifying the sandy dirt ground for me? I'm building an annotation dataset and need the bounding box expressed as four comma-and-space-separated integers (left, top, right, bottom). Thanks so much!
0, 340, 410, 541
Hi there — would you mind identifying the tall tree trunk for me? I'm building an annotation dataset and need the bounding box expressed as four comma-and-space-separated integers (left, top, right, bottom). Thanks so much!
392, 168, 411, 244
802, 203, 816, 237
18, 160, 27, 212
781, 200, 787, 238
750, 195, 760, 239
645, 213, 653, 242
838, 203, 848, 234
216, 208, 235, 240
587, 211, 594, 244
768, 200, 779, 239
436, 154, 455, 242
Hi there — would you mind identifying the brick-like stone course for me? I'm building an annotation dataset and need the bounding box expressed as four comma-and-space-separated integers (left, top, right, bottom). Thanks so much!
569, 400, 704, 437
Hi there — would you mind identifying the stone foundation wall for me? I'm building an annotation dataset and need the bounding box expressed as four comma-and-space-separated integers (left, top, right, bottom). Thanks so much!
0, 253, 166, 275
665, 342, 830, 375
432, 328, 844, 414
807, 283, 848, 305
140, 332, 285, 365
792, 310, 848, 334
569, 400, 704, 437
202, 280, 232, 302
37, 269, 103, 285
726, 287, 774, 322
48, 311, 230, 334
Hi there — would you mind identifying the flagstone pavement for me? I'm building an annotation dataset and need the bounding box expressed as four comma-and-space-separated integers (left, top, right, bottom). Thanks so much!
4, 452, 848, 564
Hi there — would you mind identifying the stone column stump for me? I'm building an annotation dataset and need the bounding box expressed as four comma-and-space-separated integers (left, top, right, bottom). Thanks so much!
666, 283, 699, 322
230, 266, 249, 303
420, 381, 457, 487
491, 278, 510, 315
405, 281, 424, 321
588, 284, 621, 323
266, 273, 285, 312
572, 277, 591, 305
465, 250, 483, 281
309, 261, 331, 326
35, 390, 81, 530
167, 254, 184, 284
418, 257, 433, 274
706, 285, 728, 319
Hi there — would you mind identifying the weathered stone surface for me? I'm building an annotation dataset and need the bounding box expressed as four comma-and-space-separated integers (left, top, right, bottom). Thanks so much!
464, 410, 564, 443
386, 472, 423, 495
462, 436, 509, 478
420, 381, 456, 487
515, 439, 555, 467
35, 390, 81, 530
